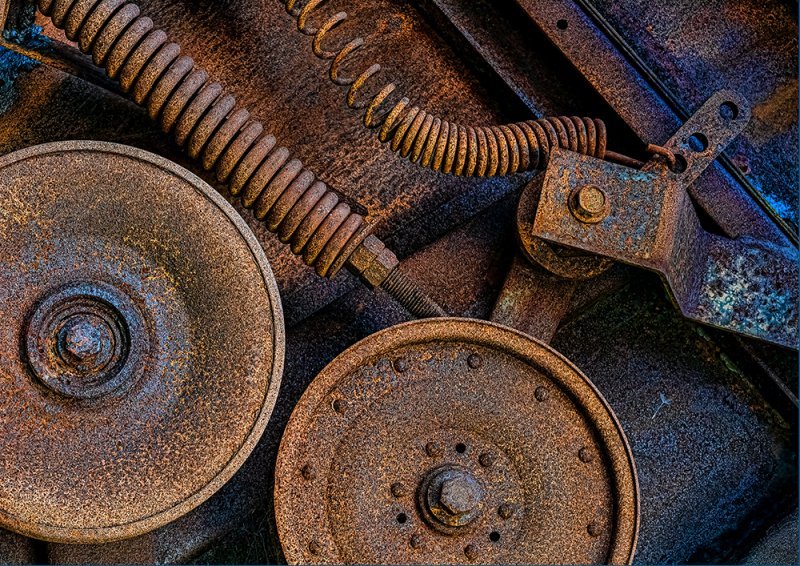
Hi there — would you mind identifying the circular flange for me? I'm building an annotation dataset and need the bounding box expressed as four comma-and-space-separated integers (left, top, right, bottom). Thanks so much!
275, 318, 639, 564
0, 141, 284, 543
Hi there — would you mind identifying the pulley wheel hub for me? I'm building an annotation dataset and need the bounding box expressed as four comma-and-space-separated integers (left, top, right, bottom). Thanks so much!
275, 318, 638, 564
0, 141, 284, 543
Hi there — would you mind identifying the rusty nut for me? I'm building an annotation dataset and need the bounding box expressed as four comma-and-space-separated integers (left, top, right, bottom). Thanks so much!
346, 235, 399, 288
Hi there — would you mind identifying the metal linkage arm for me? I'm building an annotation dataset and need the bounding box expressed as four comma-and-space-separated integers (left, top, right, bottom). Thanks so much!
531, 91, 797, 349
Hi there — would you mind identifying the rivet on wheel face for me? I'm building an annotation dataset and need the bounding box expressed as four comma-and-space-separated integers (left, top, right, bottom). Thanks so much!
308, 540, 322, 555
587, 521, 602, 537
467, 353, 482, 369
332, 398, 345, 414
535, 386, 549, 401
409, 534, 422, 549
425, 442, 442, 457
579, 447, 594, 463
391, 482, 406, 498
479, 452, 496, 467
393, 357, 408, 373
301, 464, 314, 481
464, 544, 479, 561
498, 503, 514, 520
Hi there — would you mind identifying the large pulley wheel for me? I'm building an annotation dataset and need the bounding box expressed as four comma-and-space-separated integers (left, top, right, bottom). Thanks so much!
275, 318, 638, 564
0, 141, 284, 543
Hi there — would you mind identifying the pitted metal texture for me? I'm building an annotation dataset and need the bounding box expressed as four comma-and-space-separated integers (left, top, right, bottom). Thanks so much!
274, 318, 639, 564
0, 141, 285, 543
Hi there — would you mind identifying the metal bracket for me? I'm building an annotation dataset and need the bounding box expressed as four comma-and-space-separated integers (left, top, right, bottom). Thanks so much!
531, 91, 798, 349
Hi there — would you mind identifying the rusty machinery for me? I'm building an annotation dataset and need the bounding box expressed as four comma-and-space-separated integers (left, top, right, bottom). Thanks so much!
0, 0, 797, 564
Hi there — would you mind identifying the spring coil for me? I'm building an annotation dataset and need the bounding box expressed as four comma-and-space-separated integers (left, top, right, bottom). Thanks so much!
282, 0, 608, 176
38, 0, 372, 278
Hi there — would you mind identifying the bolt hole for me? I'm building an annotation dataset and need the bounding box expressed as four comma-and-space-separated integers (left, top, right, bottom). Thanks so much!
670, 153, 688, 173
455, 443, 467, 454
556, 19, 568, 30
687, 133, 708, 153
396, 513, 408, 524
489, 531, 501, 542
719, 101, 739, 120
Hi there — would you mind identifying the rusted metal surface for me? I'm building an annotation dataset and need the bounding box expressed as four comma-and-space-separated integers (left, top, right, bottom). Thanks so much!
277, 1, 610, 177
0, 141, 284, 543
490, 254, 579, 343
588, 0, 799, 232
274, 318, 639, 564
0, 0, 795, 563
509, 0, 796, 247
516, 174, 613, 281
532, 91, 798, 349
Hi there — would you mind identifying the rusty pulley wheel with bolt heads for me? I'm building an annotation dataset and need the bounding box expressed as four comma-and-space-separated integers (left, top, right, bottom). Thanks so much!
274, 318, 639, 564
0, 141, 285, 543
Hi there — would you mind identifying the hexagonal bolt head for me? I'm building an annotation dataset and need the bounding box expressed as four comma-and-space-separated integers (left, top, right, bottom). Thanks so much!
345, 235, 399, 288
438, 475, 484, 516
569, 184, 609, 224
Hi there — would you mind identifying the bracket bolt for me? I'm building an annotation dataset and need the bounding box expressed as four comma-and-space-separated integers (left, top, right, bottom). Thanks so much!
569, 185, 609, 224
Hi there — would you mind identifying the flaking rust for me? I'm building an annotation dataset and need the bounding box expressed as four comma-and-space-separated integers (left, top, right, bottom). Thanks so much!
0, 141, 285, 543
274, 318, 639, 565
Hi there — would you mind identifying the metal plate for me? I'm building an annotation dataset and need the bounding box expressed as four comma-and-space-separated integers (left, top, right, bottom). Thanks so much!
0, 141, 284, 543
274, 318, 638, 564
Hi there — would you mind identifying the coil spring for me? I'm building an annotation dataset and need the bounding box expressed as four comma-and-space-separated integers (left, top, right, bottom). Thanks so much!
282, 0, 607, 176
38, 0, 372, 278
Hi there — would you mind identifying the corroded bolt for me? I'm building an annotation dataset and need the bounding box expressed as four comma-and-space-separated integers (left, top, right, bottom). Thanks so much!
301, 464, 314, 481
464, 544, 479, 561
467, 353, 482, 369
534, 386, 549, 402
578, 447, 594, 463
439, 475, 483, 517
587, 521, 602, 537
332, 398, 345, 414
569, 184, 609, 224
498, 503, 514, 520
409, 534, 422, 549
394, 357, 408, 373
479, 452, 496, 467
425, 442, 442, 457
391, 482, 406, 498
58, 316, 112, 367
308, 540, 322, 555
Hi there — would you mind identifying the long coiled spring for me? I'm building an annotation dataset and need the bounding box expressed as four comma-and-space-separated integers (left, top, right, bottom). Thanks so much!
282, 0, 608, 175
38, 0, 373, 280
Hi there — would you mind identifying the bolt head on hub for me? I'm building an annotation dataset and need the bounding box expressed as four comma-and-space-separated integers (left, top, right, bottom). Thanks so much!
58, 315, 114, 368
439, 475, 483, 516
423, 467, 485, 529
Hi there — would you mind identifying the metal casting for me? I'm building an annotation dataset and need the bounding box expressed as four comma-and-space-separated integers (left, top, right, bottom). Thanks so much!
0, 141, 285, 543
274, 318, 639, 564
0, 0, 795, 563
531, 91, 798, 349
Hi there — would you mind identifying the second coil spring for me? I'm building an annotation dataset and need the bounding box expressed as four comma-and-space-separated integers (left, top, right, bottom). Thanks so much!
282, 0, 608, 176
38, 0, 372, 279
